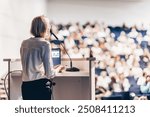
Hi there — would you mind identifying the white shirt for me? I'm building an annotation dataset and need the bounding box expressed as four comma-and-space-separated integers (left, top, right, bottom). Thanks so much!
20, 37, 55, 81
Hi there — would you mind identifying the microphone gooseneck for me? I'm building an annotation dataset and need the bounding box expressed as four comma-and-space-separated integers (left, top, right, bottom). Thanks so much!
50, 29, 79, 72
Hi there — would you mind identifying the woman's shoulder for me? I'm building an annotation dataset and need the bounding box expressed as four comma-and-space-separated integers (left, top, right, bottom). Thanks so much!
40, 39, 50, 46
21, 37, 50, 47
32, 37, 50, 45
21, 38, 31, 46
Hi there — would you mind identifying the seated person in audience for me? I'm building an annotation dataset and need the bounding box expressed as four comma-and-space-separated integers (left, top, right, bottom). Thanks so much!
140, 75, 150, 93
128, 26, 138, 38
95, 76, 105, 100
118, 31, 127, 43
119, 73, 131, 92
137, 72, 147, 86
95, 72, 112, 99
109, 76, 123, 93
64, 33, 76, 50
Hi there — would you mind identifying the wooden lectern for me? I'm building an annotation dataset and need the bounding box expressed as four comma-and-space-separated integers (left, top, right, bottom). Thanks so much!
4, 58, 95, 100
53, 58, 95, 100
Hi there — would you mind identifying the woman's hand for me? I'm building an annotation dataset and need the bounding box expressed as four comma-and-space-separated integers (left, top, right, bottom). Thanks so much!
53, 65, 65, 73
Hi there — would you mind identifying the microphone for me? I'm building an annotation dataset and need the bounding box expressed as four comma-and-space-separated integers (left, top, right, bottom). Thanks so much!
50, 28, 80, 72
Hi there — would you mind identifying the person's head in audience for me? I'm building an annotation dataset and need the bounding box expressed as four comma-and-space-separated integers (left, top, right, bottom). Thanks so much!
100, 71, 107, 78
146, 75, 150, 83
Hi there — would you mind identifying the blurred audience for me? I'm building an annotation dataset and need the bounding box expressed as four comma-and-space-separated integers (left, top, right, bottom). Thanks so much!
50, 21, 150, 99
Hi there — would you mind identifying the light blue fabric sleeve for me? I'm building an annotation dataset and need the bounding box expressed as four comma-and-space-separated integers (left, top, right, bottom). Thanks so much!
140, 82, 150, 93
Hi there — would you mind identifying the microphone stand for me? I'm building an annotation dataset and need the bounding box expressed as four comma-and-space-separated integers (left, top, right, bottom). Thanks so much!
50, 30, 80, 72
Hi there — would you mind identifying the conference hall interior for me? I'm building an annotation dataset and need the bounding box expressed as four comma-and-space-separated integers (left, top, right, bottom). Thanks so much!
1, 0, 150, 100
